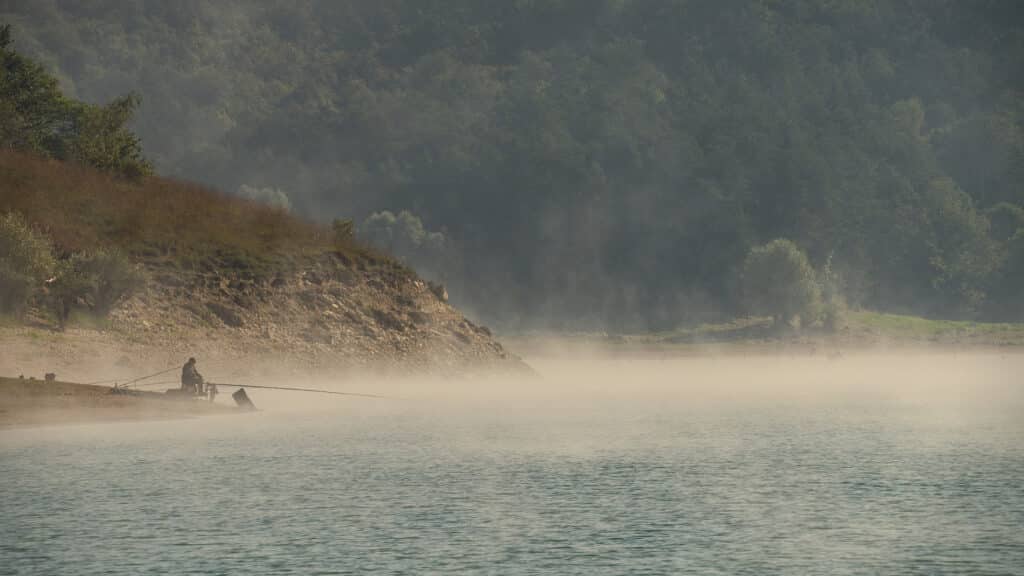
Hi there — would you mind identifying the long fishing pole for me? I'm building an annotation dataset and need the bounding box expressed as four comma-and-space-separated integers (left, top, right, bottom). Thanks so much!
127, 380, 180, 389
208, 382, 393, 399
83, 378, 122, 386
119, 358, 235, 389
122, 366, 180, 388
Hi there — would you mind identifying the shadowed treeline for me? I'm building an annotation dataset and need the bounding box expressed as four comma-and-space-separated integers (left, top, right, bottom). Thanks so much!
3, 1, 1023, 329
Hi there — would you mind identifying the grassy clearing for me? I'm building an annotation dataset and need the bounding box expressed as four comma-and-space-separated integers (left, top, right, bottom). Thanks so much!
506, 312, 1024, 351
0, 151, 385, 278
847, 311, 1024, 344
644, 311, 1024, 346
666, 317, 775, 342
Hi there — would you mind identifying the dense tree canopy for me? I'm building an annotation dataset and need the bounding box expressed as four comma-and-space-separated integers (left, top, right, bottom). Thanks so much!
2, 1, 1022, 329
0, 24, 150, 177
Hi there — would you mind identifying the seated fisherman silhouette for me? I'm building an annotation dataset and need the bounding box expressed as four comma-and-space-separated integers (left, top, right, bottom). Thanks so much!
181, 357, 204, 396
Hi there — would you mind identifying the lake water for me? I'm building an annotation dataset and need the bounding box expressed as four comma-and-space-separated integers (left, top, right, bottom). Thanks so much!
2, 353, 1023, 575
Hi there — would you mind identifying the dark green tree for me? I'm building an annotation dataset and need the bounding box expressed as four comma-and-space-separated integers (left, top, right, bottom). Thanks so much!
742, 239, 821, 328
0, 24, 72, 156
0, 24, 151, 178
0, 211, 55, 315
67, 94, 152, 178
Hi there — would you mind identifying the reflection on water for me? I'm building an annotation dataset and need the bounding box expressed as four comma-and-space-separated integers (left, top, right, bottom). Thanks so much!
2, 353, 1023, 575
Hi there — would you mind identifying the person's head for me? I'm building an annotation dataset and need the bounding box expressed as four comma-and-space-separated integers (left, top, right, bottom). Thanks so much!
187, 357, 196, 365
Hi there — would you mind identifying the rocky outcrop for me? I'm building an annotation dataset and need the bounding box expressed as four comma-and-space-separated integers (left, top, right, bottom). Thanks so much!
109, 252, 528, 375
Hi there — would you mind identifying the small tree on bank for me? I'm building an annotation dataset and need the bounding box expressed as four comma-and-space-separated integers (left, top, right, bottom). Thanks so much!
742, 238, 821, 328
0, 211, 140, 325
0, 212, 55, 315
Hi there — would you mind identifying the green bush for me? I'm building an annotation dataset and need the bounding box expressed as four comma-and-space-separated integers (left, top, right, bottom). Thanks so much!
332, 219, 355, 246
819, 253, 847, 332
46, 259, 91, 327
360, 210, 450, 280
0, 212, 55, 314
0, 261, 34, 316
742, 239, 822, 329
239, 184, 292, 211
47, 248, 141, 326
822, 297, 848, 332
72, 248, 142, 313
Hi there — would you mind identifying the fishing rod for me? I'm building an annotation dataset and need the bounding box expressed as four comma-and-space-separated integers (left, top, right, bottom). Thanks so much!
119, 358, 238, 389
83, 378, 122, 386
125, 380, 180, 389
208, 382, 393, 400
122, 366, 181, 389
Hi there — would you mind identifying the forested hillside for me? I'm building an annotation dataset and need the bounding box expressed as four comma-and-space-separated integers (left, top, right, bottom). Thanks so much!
3, 0, 1022, 330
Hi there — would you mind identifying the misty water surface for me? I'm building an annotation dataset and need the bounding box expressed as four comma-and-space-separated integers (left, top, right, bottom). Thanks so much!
2, 353, 1023, 575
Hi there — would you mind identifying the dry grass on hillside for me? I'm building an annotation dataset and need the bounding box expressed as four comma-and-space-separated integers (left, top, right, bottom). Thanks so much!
0, 151, 380, 275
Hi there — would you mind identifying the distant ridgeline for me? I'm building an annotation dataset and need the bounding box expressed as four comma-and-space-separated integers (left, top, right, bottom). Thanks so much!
3, 2, 1024, 329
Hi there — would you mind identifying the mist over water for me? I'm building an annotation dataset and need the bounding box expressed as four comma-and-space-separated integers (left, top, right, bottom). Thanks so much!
2, 351, 1023, 574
